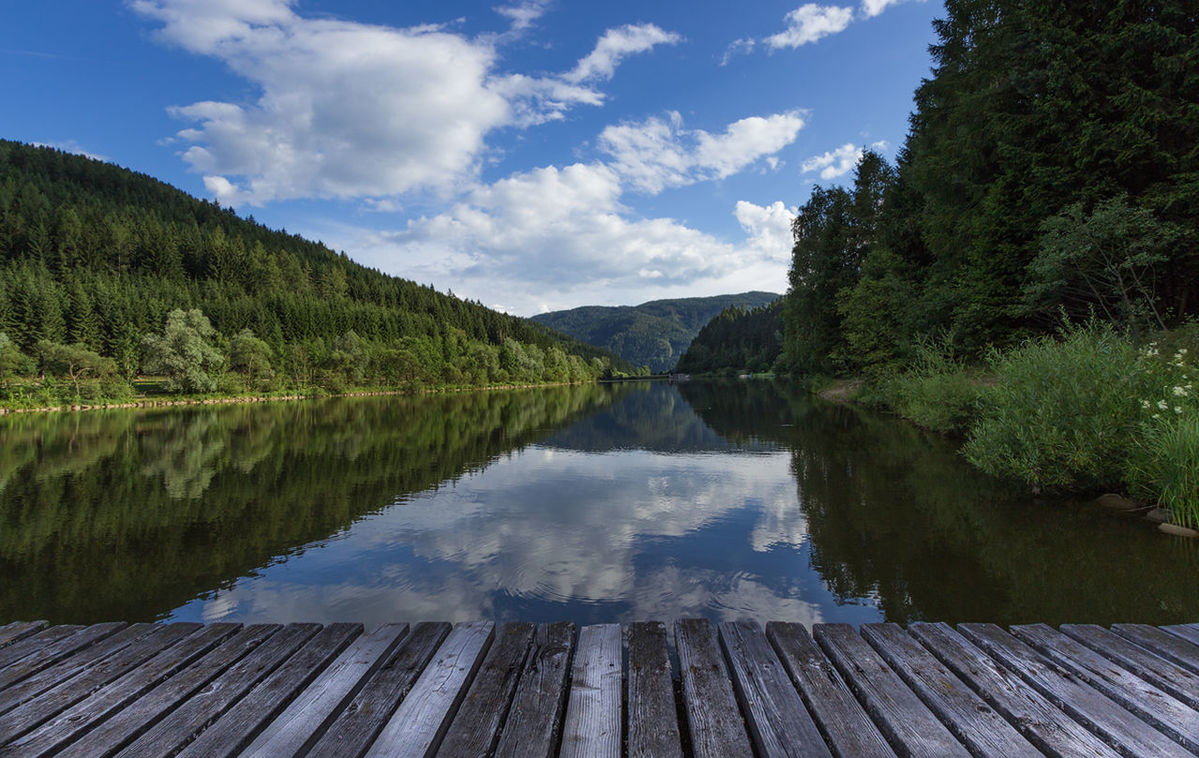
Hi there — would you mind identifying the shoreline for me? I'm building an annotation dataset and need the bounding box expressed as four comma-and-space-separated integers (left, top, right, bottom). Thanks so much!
0, 380, 590, 416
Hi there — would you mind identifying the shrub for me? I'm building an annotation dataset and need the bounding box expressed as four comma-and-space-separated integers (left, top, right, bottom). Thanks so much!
1125, 338, 1199, 526
874, 338, 982, 433
963, 321, 1150, 492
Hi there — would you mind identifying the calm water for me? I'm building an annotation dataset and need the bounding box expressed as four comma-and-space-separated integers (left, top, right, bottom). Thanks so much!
2, 380, 1196, 627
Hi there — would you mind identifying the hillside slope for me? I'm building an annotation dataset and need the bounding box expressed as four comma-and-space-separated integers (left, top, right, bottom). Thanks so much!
0, 140, 631, 396
531, 291, 778, 372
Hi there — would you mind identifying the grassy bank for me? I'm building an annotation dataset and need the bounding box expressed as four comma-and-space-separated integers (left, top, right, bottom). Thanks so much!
0, 377, 593, 414
853, 321, 1199, 529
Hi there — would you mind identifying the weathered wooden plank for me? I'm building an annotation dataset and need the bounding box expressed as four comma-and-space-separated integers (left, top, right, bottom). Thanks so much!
814, 623, 970, 758
119, 623, 320, 758
438, 622, 535, 757
1013, 623, 1199, 753
0, 623, 155, 716
0, 622, 238, 757
626, 621, 683, 758
0, 621, 47, 649
0, 623, 221, 755
0, 621, 127, 693
1112, 623, 1199, 674
1163, 624, 1199, 649
1061, 623, 1199, 710
959, 622, 1192, 758
909, 622, 1120, 758
53, 624, 281, 758
675, 618, 752, 758
0, 623, 200, 745
364, 620, 494, 758
493, 621, 575, 758
307, 622, 450, 758
559, 623, 622, 758
719, 620, 830, 758
240, 622, 409, 758
766, 622, 895, 758
0, 625, 84, 671
175, 622, 362, 758
861, 623, 1042, 758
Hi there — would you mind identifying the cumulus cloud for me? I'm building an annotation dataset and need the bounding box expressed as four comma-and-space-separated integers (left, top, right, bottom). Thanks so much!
728, 0, 922, 60
564, 23, 681, 83
330, 161, 793, 314
800, 140, 887, 180
599, 111, 804, 194
860, 0, 922, 18
131, 1, 679, 204
765, 4, 855, 49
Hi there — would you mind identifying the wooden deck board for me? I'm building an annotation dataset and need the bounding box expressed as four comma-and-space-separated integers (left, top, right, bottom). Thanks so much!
119, 622, 321, 758
0, 621, 48, 650
240, 622, 409, 758
676, 618, 753, 758
493, 621, 575, 758
626, 621, 683, 758
1112, 622, 1199, 674
1012, 622, 1199, 753
0, 623, 241, 758
766, 621, 895, 758
861, 622, 1040, 757
307, 622, 450, 758
438, 621, 535, 757
960, 622, 1193, 758
363, 620, 493, 758
720, 619, 830, 758
0, 623, 199, 744
175, 622, 362, 758
816, 622, 970, 757
560, 623, 623, 758
3, 618, 1199, 757
54, 623, 282, 758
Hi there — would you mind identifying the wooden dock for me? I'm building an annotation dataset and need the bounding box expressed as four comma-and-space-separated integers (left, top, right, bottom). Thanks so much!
1, 619, 1198, 757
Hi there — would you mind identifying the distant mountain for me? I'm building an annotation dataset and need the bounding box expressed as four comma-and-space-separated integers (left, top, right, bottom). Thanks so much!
531, 291, 778, 373
675, 299, 783, 374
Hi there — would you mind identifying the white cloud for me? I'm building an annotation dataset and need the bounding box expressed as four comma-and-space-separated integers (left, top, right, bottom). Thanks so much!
765, 4, 854, 49
131, 1, 679, 205
800, 140, 886, 180
729, 0, 920, 59
860, 0, 922, 18
599, 111, 804, 194
564, 24, 681, 83
328, 164, 791, 313
495, 0, 551, 32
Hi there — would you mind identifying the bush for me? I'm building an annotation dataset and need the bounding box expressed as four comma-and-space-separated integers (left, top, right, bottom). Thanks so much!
1125, 337, 1199, 526
963, 321, 1150, 492
874, 338, 982, 433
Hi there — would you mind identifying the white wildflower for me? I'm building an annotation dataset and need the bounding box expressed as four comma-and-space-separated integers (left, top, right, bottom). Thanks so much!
1158, 399, 1169, 410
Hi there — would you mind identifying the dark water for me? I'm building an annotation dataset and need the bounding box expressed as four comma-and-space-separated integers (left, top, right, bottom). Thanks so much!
2, 380, 1196, 627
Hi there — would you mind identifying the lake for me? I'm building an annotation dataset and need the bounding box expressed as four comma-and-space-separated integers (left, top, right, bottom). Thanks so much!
2, 380, 1196, 628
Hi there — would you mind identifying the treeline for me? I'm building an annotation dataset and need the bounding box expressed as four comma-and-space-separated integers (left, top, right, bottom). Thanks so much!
0, 140, 630, 402
781, 2, 1198, 375
674, 300, 783, 374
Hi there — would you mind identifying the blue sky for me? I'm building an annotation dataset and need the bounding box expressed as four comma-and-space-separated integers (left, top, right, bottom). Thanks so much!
4, 0, 943, 315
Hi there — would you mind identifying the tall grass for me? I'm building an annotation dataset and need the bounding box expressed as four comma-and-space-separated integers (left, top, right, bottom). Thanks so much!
871, 338, 982, 433
963, 322, 1151, 492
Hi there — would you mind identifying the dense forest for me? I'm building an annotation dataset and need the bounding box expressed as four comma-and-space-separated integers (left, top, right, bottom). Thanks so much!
0, 140, 630, 403
532, 291, 777, 373
781, 1, 1198, 375
674, 300, 783, 374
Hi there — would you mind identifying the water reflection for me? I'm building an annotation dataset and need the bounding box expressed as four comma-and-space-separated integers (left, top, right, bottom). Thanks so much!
1, 380, 1196, 627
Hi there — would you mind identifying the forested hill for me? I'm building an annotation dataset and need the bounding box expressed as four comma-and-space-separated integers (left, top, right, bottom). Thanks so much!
675, 300, 783, 375
531, 291, 778, 373
0, 140, 631, 395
